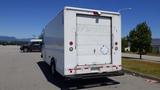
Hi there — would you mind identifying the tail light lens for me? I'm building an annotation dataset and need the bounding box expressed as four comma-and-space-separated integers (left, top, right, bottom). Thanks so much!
69, 41, 73, 46
115, 42, 118, 45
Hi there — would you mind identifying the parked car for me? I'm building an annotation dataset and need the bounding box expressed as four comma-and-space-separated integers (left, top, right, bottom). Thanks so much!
20, 39, 42, 52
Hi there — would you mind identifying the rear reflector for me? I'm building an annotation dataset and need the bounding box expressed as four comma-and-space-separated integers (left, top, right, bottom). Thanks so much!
106, 66, 110, 68
68, 69, 73, 71
74, 68, 81, 70
84, 67, 89, 69
112, 65, 118, 69
69, 47, 73, 51
115, 47, 118, 50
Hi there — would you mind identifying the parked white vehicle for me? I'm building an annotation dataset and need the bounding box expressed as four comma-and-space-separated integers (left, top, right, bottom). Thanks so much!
42, 6, 123, 79
20, 39, 42, 52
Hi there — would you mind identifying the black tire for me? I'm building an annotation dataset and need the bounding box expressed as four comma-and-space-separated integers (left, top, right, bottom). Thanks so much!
23, 48, 28, 52
40, 54, 43, 58
51, 59, 56, 76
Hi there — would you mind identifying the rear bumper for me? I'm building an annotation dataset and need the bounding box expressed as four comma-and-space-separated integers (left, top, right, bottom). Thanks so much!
65, 70, 124, 79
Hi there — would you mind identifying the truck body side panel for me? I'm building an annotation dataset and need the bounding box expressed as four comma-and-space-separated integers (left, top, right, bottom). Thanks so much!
43, 11, 64, 75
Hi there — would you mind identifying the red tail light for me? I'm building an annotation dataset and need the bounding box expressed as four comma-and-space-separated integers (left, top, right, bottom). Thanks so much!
68, 69, 73, 73
115, 42, 118, 45
69, 41, 73, 46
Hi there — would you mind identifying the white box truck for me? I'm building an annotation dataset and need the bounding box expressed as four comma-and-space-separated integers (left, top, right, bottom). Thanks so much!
42, 6, 123, 79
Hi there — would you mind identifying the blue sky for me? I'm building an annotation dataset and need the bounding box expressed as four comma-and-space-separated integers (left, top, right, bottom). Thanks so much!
0, 0, 159, 38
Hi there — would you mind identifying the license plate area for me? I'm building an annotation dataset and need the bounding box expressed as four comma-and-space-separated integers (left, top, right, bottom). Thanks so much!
91, 66, 100, 71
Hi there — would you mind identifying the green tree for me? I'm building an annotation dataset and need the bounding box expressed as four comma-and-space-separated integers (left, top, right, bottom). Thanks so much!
122, 36, 129, 52
129, 22, 152, 59
129, 29, 138, 52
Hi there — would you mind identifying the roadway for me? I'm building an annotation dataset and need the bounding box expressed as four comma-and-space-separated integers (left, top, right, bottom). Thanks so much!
122, 53, 160, 62
0, 46, 159, 90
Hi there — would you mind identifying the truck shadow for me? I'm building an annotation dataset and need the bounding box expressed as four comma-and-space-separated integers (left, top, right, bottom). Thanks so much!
37, 61, 120, 90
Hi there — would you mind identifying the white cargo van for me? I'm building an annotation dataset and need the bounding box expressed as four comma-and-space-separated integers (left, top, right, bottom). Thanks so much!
42, 6, 123, 79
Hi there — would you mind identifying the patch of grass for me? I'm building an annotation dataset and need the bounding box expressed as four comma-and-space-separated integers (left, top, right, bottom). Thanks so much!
122, 58, 160, 78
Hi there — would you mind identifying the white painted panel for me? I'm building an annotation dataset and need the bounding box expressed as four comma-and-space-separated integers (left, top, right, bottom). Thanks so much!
43, 11, 64, 75
76, 15, 111, 65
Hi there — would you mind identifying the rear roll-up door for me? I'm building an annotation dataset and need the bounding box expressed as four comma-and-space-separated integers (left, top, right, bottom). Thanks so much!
76, 14, 112, 65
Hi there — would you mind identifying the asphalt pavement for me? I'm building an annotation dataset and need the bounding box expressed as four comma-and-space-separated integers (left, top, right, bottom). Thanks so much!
122, 53, 160, 62
0, 46, 160, 90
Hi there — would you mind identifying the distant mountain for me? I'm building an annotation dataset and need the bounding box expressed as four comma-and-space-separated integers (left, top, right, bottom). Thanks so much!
152, 39, 160, 46
17, 38, 31, 42
0, 36, 31, 42
0, 36, 17, 41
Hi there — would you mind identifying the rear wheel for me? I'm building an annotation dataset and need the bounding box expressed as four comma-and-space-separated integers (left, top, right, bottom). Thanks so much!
51, 59, 56, 76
